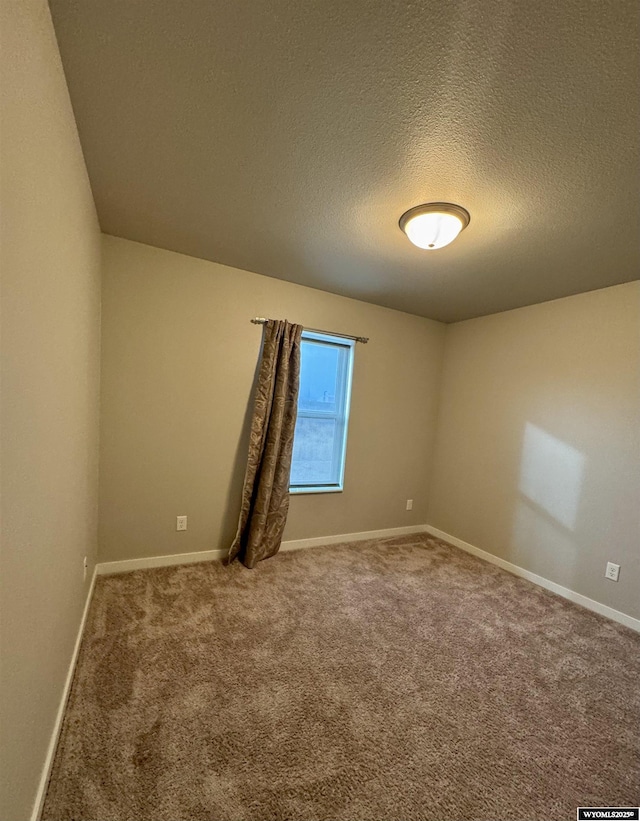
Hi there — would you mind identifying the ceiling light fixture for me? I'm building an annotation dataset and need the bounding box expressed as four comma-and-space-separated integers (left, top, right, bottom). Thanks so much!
399, 202, 470, 250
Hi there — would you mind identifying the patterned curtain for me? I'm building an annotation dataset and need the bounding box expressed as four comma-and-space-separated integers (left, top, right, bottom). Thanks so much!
227, 320, 303, 568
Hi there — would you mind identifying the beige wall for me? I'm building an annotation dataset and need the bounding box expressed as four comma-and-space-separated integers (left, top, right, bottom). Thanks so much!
0, 2, 102, 819
428, 282, 640, 619
99, 235, 445, 562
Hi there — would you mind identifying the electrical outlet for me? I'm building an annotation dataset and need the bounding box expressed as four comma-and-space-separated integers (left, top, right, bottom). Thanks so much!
406, 499, 413, 511
83, 556, 88, 582
176, 515, 187, 532
605, 561, 620, 582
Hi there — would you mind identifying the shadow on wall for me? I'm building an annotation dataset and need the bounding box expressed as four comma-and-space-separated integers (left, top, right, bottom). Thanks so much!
218, 336, 264, 550
512, 422, 586, 583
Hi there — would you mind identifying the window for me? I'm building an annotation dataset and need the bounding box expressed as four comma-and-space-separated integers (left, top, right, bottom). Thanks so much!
289, 331, 355, 493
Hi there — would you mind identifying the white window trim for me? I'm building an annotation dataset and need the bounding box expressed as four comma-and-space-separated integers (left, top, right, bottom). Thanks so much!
289, 330, 355, 495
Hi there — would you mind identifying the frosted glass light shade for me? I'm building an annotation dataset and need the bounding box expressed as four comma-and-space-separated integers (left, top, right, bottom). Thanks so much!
399, 203, 470, 250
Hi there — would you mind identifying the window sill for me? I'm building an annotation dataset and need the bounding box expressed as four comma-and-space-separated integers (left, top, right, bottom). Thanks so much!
289, 485, 343, 495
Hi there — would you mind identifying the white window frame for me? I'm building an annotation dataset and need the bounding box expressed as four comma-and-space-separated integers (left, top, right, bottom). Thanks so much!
289, 330, 355, 495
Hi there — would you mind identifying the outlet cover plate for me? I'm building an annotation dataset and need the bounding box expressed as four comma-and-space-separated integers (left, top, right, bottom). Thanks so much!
605, 561, 620, 582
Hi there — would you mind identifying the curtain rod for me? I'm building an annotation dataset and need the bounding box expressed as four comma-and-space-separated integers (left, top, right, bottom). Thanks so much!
250, 317, 369, 344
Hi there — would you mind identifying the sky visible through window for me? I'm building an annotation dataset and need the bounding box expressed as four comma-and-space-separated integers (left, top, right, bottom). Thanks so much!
290, 339, 347, 487
298, 342, 339, 411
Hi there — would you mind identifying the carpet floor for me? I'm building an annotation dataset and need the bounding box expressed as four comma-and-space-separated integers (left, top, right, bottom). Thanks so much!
43, 534, 640, 821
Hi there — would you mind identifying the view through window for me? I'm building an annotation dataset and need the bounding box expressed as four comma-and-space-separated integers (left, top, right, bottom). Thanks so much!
289, 331, 354, 493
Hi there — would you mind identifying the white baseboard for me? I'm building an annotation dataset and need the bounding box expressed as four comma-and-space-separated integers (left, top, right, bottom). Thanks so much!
424, 525, 640, 633
31, 567, 97, 821
96, 548, 227, 575
95, 525, 430, 575
280, 524, 429, 553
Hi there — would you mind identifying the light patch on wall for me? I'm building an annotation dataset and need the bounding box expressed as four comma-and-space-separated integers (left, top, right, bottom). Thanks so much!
511, 501, 577, 582
519, 422, 586, 531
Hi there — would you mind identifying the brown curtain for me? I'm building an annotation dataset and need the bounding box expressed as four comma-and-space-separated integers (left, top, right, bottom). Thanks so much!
227, 320, 303, 568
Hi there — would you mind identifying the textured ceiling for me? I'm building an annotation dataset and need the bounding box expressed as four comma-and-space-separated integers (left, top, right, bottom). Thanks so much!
49, 0, 639, 322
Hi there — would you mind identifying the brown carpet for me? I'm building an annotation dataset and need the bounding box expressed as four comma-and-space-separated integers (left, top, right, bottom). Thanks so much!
43, 534, 640, 821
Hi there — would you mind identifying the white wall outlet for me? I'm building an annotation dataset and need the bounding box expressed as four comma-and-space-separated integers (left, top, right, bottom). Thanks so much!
406, 499, 413, 511
83, 556, 88, 582
176, 515, 187, 532
605, 561, 620, 582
